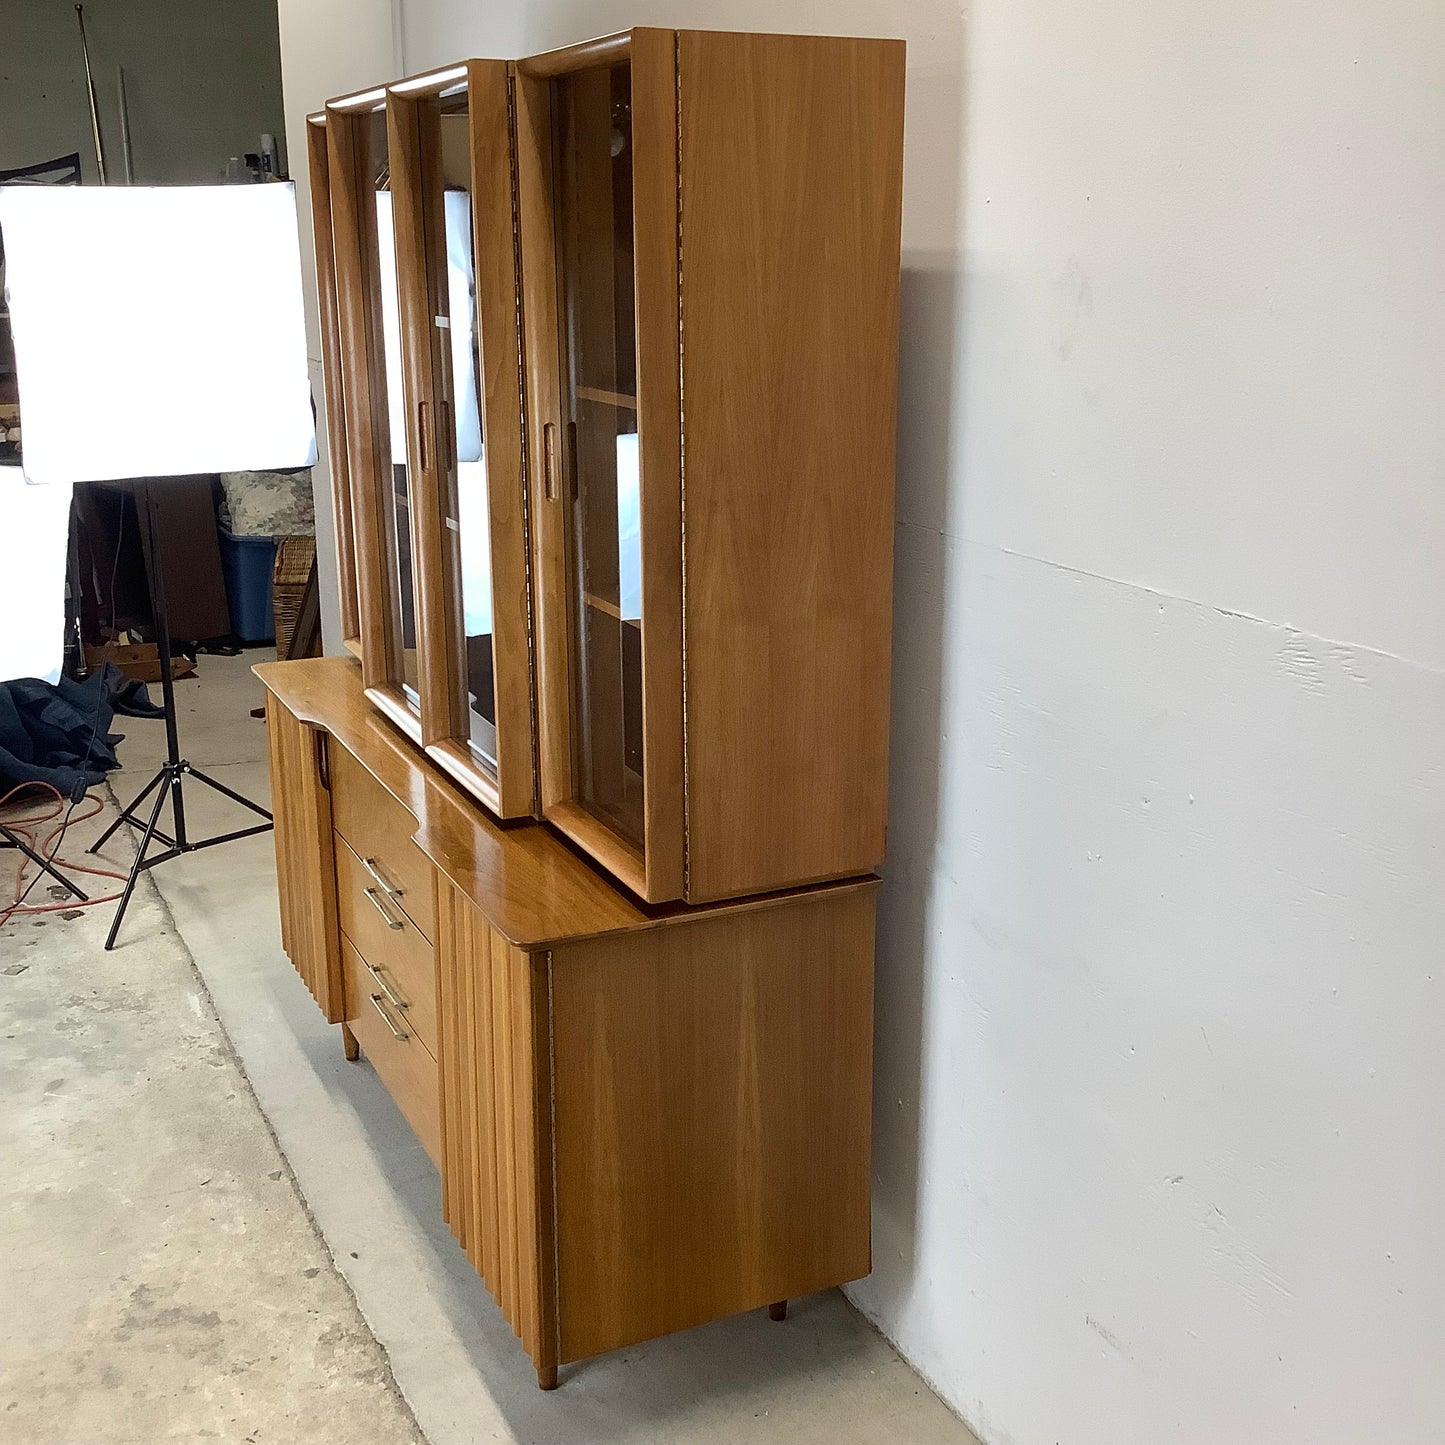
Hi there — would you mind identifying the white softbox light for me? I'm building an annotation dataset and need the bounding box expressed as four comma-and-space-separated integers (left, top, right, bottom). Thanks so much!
0, 184, 316, 486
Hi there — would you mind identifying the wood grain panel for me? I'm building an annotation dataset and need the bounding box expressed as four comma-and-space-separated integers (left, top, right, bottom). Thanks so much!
264, 693, 344, 1023
676, 31, 906, 900
549, 883, 876, 1364
305, 114, 360, 644
434, 881, 558, 1383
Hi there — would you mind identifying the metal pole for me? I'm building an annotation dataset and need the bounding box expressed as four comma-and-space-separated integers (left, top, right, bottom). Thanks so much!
117, 66, 134, 184
142, 485, 187, 850
75, 5, 107, 184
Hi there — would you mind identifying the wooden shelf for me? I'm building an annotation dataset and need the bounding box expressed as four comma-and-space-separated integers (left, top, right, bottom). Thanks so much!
575, 384, 637, 409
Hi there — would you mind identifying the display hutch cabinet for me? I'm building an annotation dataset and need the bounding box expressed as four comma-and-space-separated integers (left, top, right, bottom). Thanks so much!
266, 27, 904, 1390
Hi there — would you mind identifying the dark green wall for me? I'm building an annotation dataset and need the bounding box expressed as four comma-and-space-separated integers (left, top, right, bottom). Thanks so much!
0, 0, 285, 183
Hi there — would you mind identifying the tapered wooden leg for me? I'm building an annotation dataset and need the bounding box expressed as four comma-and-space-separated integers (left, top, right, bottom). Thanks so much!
768, 1300, 788, 1322
536, 1364, 558, 1391
342, 1022, 359, 1061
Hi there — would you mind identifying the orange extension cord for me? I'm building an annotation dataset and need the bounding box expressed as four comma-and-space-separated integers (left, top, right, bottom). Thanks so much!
0, 781, 128, 929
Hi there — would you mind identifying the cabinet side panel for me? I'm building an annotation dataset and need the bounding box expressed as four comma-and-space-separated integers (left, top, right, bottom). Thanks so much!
265, 697, 295, 963
677, 32, 905, 900
264, 690, 344, 1023
550, 886, 876, 1363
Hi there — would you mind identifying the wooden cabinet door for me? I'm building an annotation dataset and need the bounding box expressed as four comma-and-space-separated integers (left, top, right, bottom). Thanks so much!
515, 30, 686, 903
264, 692, 344, 1022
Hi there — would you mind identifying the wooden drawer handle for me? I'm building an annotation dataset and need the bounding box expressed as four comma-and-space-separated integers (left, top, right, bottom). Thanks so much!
368, 992, 408, 1041
364, 956, 409, 1013
363, 886, 405, 931
361, 855, 403, 899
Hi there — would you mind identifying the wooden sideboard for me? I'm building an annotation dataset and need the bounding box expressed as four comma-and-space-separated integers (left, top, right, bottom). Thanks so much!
264, 25, 904, 1392
258, 655, 875, 1388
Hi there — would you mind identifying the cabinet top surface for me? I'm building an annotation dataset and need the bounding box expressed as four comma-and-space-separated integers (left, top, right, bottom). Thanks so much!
256, 657, 875, 950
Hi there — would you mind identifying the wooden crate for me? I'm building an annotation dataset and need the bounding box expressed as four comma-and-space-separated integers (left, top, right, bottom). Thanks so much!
272, 535, 317, 660
84, 641, 195, 683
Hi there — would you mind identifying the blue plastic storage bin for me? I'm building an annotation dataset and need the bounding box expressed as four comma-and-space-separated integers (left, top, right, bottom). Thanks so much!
217, 529, 277, 643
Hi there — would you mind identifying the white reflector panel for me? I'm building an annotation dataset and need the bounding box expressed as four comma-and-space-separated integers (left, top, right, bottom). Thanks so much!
0, 184, 316, 486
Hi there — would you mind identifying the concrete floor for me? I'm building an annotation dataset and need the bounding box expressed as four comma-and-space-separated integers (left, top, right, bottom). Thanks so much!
0, 747, 422, 1441
2, 650, 977, 1445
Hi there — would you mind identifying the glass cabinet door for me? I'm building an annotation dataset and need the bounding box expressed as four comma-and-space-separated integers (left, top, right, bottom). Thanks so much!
326, 90, 425, 735
517, 31, 686, 901
367, 104, 422, 717
389, 62, 534, 818
553, 60, 644, 850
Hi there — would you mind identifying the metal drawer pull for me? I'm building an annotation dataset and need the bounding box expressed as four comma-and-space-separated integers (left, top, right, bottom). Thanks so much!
368, 992, 408, 1041
364, 957, 408, 1012
361, 855, 403, 899
363, 886, 404, 931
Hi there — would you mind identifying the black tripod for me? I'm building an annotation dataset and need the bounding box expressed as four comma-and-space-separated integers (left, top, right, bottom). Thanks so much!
88, 483, 272, 949
0, 823, 88, 901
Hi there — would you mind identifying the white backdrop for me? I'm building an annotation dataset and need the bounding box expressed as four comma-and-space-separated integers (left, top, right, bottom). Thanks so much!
0, 184, 315, 486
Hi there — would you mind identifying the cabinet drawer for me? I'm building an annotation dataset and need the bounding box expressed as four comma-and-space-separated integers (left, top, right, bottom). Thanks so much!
329, 741, 435, 939
342, 934, 441, 1166
336, 836, 437, 1058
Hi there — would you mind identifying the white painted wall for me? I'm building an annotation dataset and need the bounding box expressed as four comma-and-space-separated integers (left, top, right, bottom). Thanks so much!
398, 0, 522, 75
274, 0, 399, 649
285, 1, 1445, 1440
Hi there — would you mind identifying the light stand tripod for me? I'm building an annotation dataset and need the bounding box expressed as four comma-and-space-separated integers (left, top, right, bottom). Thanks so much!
88, 482, 272, 949
0, 822, 88, 901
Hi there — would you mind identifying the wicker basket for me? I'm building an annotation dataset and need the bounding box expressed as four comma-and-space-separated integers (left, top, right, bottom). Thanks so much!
271, 534, 317, 659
